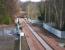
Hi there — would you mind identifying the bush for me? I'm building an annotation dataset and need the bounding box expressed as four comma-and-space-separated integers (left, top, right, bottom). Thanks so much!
38, 16, 44, 21
0, 15, 13, 25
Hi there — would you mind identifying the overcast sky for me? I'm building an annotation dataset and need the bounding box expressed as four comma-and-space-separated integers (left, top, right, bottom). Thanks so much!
20, 0, 41, 2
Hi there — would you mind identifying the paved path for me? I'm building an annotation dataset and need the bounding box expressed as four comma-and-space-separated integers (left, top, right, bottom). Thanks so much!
22, 19, 45, 50
19, 18, 65, 50
28, 22, 65, 50
26, 22, 53, 50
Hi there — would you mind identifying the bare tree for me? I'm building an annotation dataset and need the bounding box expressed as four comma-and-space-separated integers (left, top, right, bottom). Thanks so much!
44, 0, 64, 30
0, 0, 20, 24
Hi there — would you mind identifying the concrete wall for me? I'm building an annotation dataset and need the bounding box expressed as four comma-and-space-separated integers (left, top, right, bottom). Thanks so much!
43, 23, 65, 38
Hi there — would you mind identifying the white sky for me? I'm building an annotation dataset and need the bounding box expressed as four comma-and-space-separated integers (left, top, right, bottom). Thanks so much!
31, 0, 41, 2
20, 0, 29, 2
20, 0, 41, 2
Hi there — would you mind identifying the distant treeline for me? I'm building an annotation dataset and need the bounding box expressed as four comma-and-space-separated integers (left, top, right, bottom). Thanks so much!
0, 0, 20, 24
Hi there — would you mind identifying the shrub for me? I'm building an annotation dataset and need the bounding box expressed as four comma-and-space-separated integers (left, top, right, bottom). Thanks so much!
38, 16, 44, 21
1, 15, 12, 25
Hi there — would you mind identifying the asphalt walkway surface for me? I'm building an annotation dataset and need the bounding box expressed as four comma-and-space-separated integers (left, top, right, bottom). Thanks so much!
22, 19, 45, 50
19, 18, 65, 50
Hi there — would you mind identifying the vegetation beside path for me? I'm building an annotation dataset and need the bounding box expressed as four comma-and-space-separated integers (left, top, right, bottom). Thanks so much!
0, 0, 20, 25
